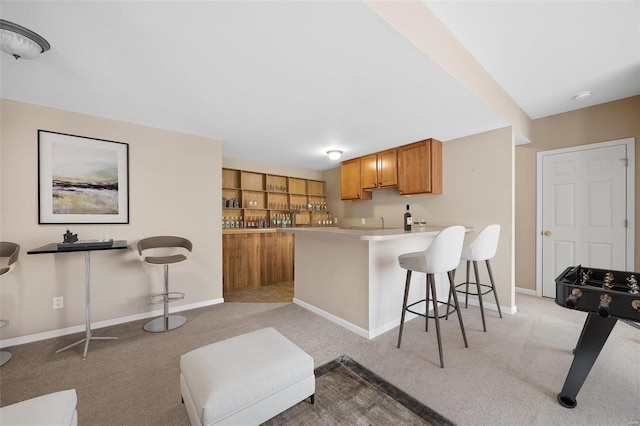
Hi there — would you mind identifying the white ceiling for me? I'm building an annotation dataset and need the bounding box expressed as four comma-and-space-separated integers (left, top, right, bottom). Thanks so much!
1, 1, 638, 171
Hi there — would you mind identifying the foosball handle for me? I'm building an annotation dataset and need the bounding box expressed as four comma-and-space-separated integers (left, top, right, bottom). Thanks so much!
598, 293, 612, 317
565, 288, 582, 310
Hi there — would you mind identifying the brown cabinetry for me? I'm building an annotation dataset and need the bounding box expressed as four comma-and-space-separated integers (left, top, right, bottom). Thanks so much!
397, 138, 442, 195
340, 158, 372, 200
361, 149, 397, 190
222, 231, 294, 294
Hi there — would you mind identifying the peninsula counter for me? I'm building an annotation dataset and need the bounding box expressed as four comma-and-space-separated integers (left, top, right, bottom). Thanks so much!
278, 226, 471, 339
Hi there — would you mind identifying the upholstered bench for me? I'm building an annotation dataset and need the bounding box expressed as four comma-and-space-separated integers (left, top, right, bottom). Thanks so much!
180, 327, 315, 426
0, 389, 78, 425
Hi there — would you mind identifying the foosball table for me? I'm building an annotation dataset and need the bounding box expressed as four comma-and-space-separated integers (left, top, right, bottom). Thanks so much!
555, 265, 640, 408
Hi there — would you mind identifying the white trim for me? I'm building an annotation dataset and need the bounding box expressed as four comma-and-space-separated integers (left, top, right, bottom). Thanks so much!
293, 297, 421, 339
535, 138, 635, 296
0, 298, 224, 349
515, 287, 537, 296
293, 298, 371, 339
457, 297, 518, 315
293, 296, 516, 339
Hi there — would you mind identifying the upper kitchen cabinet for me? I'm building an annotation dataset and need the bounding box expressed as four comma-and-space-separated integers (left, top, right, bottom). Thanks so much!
340, 158, 372, 201
361, 148, 397, 190
397, 138, 442, 195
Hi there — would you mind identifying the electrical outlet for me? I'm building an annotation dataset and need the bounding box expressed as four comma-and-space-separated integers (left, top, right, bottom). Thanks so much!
53, 296, 64, 309
361, 218, 366, 225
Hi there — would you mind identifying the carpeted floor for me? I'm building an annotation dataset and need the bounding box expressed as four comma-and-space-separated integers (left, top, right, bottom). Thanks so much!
224, 281, 293, 303
0, 294, 638, 425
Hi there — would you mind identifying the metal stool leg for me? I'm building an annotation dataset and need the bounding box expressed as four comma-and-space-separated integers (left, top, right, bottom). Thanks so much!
464, 261, 471, 308
444, 269, 456, 320
473, 261, 487, 332
448, 270, 468, 348
144, 265, 187, 333
425, 273, 430, 332
428, 274, 444, 368
486, 260, 502, 318
397, 270, 412, 348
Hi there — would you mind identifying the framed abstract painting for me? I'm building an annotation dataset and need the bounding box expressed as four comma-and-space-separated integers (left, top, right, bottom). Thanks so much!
38, 130, 130, 224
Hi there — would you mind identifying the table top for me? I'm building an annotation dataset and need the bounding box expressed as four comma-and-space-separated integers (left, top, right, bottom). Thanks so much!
277, 226, 472, 241
28, 240, 128, 255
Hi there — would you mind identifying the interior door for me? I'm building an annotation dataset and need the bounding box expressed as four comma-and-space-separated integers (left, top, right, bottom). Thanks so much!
540, 141, 632, 298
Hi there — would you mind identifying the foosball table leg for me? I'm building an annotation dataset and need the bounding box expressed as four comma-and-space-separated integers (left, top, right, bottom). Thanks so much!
557, 313, 617, 408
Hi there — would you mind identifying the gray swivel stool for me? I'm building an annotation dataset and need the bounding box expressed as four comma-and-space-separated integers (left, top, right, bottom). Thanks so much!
397, 226, 467, 368
454, 224, 502, 332
0, 241, 20, 366
138, 236, 192, 333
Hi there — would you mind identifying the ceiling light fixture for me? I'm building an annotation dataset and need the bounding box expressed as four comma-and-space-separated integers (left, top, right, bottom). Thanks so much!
327, 150, 343, 160
0, 19, 50, 60
573, 91, 592, 101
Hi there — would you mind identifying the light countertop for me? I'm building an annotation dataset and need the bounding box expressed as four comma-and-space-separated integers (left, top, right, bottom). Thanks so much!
277, 226, 470, 241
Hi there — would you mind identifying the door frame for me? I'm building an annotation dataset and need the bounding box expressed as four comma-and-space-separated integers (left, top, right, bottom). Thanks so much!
535, 138, 635, 296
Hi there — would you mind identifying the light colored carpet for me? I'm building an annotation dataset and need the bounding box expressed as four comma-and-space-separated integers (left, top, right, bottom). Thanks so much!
0, 294, 638, 425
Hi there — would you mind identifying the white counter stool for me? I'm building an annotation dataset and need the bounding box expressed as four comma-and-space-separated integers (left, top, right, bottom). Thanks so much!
397, 225, 468, 368
0, 241, 20, 367
454, 224, 502, 332
138, 236, 192, 333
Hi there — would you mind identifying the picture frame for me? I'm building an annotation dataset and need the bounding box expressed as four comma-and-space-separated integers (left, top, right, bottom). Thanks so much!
38, 130, 130, 224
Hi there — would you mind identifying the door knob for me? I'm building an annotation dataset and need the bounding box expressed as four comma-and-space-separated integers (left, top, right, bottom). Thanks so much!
544, 230, 552, 236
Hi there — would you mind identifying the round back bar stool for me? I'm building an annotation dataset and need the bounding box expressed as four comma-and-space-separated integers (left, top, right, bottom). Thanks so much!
397, 226, 467, 368
455, 224, 502, 332
138, 236, 192, 333
0, 241, 20, 366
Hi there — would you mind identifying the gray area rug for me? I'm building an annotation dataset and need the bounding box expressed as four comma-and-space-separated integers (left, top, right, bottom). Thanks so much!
265, 355, 455, 426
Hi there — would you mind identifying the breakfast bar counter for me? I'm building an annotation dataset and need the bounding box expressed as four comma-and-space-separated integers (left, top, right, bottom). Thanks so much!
278, 226, 471, 339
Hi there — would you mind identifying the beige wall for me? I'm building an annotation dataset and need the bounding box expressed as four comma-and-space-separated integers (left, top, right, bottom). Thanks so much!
324, 127, 515, 308
515, 95, 640, 291
0, 100, 223, 341
223, 157, 324, 181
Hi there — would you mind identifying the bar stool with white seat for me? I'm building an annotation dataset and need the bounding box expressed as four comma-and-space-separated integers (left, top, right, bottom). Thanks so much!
138, 236, 192, 333
0, 241, 20, 367
455, 224, 502, 332
397, 225, 468, 368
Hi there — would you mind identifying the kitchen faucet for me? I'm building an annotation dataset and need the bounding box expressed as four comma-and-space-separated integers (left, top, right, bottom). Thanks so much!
380, 217, 385, 230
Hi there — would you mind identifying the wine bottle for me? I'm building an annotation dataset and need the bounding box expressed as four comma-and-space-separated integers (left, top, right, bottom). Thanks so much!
404, 204, 412, 231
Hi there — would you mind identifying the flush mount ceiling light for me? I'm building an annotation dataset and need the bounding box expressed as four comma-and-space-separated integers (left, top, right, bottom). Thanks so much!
0, 19, 50, 60
327, 150, 343, 160
573, 91, 592, 101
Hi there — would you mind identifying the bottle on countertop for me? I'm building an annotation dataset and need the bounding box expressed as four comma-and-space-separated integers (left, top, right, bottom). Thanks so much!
404, 204, 412, 231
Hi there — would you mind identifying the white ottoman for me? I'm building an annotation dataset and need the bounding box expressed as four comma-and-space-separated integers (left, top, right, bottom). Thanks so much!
0, 389, 78, 426
180, 327, 315, 426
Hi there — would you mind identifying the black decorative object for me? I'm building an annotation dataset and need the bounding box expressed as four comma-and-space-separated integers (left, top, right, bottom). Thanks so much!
63, 229, 78, 244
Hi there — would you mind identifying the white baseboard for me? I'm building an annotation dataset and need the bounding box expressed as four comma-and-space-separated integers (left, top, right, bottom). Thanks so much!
0, 298, 224, 349
456, 296, 518, 315
515, 287, 537, 296
293, 298, 372, 339
293, 298, 420, 340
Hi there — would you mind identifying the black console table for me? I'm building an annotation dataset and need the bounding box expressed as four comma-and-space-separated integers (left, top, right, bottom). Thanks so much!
28, 240, 128, 359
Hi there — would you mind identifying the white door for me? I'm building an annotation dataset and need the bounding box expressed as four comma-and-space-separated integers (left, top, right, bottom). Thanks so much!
538, 139, 634, 298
